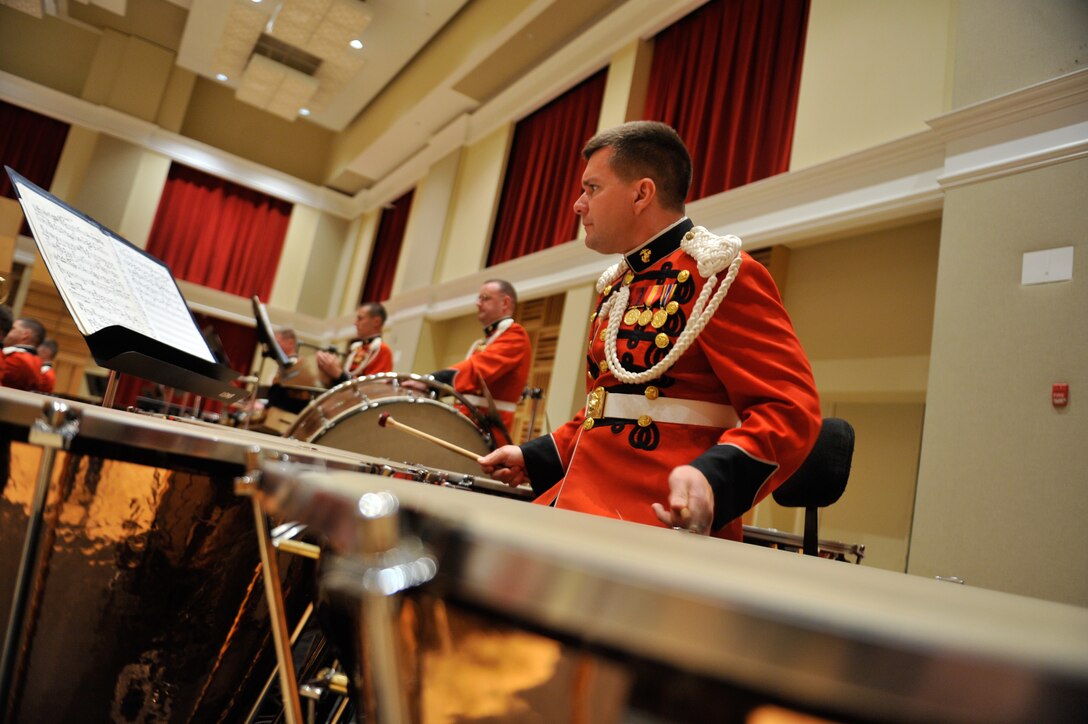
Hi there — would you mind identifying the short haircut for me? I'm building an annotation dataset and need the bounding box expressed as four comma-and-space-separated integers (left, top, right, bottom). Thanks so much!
38, 338, 58, 357
483, 279, 517, 309
0, 305, 12, 336
17, 318, 46, 347
360, 302, 387, 324
274, 327, 297, 344
582, 121, 692, 212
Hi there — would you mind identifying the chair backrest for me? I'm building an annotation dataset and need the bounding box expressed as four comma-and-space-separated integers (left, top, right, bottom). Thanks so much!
773, 417, 855, 509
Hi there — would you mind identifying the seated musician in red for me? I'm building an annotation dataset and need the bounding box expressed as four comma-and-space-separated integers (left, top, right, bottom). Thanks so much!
2, 317, 47, 392
480, 122, 821, 540
416, 280, 531, 447
37, 339, 58, 394
316, 302, 394, 385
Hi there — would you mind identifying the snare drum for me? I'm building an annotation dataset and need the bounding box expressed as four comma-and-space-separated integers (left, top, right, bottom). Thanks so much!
286, 374, 494, 475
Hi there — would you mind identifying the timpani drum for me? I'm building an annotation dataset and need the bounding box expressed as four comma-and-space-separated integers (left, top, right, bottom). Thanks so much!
286, 374, 495, 476
246, 461, 1088, 724
0, 387, 385, 724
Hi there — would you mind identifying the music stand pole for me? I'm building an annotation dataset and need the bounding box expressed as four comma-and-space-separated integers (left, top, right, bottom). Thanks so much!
101, 370, 120, 409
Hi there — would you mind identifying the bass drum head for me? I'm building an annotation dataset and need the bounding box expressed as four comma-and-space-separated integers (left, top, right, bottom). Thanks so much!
307, 397, 493, 475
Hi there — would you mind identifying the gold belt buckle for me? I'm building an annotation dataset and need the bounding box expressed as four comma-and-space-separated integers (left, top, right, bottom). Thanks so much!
586, 387, 606, 419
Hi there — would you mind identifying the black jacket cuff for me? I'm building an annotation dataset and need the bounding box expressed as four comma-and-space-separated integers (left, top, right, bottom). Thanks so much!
520, 435, 565, 497
691, 445, 778, 532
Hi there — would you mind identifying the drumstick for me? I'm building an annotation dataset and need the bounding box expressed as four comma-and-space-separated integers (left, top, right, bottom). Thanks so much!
377, 412, 481, 462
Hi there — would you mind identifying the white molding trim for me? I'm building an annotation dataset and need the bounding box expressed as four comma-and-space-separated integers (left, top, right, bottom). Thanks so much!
0, 71, 355, 218
930, 69, 1088, 190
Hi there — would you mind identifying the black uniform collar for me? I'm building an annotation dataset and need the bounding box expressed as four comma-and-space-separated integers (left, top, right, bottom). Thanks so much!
623, 217, 693, 273
483, 317, 513, 337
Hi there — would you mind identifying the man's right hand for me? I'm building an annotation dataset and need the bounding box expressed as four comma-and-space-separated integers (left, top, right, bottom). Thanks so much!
478, 445, 529, 487
400, 379, 429, 392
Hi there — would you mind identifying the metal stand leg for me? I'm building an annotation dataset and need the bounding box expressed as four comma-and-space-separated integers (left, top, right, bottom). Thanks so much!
249, 498, 304, 724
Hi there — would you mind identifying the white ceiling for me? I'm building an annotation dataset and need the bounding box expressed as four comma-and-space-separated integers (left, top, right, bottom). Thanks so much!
177, 0, 470, 131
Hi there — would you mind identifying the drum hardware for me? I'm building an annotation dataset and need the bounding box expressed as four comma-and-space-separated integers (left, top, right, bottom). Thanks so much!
248, 459, 440, 724
0, 400, 81, 715
235, 449, 305, 724
378, 411, 482, 462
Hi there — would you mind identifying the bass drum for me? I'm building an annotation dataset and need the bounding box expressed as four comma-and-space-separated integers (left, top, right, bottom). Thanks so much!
286, 374, 494, 475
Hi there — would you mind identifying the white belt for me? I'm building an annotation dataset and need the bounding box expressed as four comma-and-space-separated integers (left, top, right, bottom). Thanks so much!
461, 394, 518, 413
587, 390, 738, 428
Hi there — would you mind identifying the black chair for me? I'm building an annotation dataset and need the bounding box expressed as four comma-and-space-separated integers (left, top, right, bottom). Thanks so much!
772, 417, 855, 557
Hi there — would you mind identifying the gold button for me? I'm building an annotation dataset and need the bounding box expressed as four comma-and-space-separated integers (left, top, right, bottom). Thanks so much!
655, 333, 669, 349
599, 328, 607, 341
599, 360, 608, 373
644, 386, 659, 400
623, 271, 634, 285
589, 311, 596, 322
677, 270, 690, 283
637, 415, 652, 427
666, 301, 679, 315
603, 284, 613, 296
583, 418, 595, 431
684, 230, 695, 240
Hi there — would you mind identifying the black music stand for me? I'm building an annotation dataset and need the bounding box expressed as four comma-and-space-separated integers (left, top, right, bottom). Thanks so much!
6, 167, 244, 407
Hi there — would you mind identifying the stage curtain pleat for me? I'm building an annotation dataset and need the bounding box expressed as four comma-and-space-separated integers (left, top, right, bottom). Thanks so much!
0, 100, 71, 234
643, 0, 810, 200
360, 188, 414, 303
145, 163, 292, 300
487, 69, 607, 266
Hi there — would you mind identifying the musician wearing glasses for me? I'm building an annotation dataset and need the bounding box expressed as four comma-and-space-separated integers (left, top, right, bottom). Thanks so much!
480, 122, 821, 539
406, 280, 531, 446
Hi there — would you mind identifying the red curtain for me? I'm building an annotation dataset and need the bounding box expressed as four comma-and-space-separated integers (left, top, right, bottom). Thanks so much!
643, 0, 810, 201
360, 188, 414, 303
146, 163, 292, 300
488, 69, 608, 265
194, 313, 258, 374
0, 100, 70, 234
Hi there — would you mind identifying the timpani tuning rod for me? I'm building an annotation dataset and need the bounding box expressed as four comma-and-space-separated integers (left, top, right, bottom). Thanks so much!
377, 412, 482, 462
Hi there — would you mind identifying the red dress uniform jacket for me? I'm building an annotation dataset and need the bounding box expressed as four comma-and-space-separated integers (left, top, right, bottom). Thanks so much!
521, 219, 821, 540
3, 346, 44, 392
343, 337, 394, 378
39, 363, 56, 394
448, 319, 531, 446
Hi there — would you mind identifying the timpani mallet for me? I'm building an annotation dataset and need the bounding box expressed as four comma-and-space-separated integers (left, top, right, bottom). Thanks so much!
377, 412, 482, 462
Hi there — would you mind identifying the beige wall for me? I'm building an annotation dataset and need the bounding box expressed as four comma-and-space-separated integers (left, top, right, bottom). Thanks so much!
951, 0, 1088, 108
296, 212, 353, 318
909, 156, 1088, 606
435, 124, 512, 283
790, 0, 953, 170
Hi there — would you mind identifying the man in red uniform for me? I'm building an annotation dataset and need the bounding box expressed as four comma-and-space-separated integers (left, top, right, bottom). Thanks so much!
416, 280, 531, 446
2, 317, 47, 392
480, 122, 821, 540
316, 302, 394, 385
37, 339, 58, 394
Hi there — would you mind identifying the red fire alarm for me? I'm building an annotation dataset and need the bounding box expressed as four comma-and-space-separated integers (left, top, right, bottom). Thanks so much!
1052, 383, 1069, 408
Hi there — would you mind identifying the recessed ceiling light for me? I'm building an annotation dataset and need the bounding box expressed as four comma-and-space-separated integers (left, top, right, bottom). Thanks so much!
251, 0, 263, 4
299, 108, 311, 116
349, 39, 363, 50
216, 73, 229, 82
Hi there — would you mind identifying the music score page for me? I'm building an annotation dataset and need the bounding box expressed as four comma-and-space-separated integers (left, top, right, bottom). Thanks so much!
14, 180, 215, 363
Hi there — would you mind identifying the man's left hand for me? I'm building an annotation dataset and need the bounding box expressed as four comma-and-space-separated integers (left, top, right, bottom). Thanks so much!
652, 465, 714, 535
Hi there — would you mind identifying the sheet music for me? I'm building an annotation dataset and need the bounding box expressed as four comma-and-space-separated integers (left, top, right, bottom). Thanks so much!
14, 180, 215, 363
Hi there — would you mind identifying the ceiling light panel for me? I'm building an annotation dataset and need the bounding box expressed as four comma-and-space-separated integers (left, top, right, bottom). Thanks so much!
214, 0, 273, 80
2, 0, 45, 18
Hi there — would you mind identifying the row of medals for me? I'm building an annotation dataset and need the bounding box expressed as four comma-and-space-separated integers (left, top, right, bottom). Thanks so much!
616, 268, 690, 348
